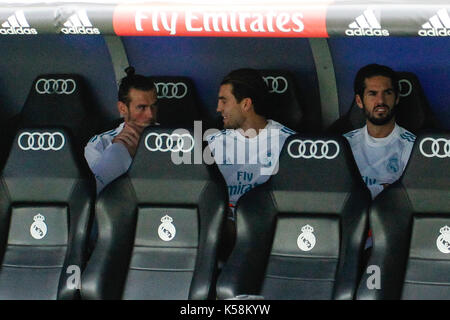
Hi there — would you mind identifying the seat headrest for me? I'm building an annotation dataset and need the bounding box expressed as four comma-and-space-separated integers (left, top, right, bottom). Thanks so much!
274, 134, 363, 192
402, 132, 450, 189
2, 128, 85, 201
20, 74, 91, 130
398, 132, 450, 213
149, 76, 201, 128
260, 70, 303, 132
128, 127, 220, 203
268, 134, 368, 213
395, 72, 438, 131
348, 71, 436, 133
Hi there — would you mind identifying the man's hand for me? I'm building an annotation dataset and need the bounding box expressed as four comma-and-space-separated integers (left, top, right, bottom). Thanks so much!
113, 122, 146, 157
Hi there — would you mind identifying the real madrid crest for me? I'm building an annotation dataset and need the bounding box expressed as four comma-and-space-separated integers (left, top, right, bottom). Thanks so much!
297, 224, 316, 251
386, 157, 399, 173
158, 215, 176, 242
30, 214, 47, 240
436, 225, 450, 254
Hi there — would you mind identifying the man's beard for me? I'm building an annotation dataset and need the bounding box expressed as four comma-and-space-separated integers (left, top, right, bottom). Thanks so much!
125, 115, 155, 128
363, 103, 397, 126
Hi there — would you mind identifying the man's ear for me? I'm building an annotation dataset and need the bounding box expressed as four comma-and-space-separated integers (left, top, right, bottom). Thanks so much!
355, 95, 364, 109
241, 97, 253, 112
118, 101, 128, 117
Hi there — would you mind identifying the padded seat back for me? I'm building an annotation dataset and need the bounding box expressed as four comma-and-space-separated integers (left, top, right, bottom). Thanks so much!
357, 132, 450, 300
260, 70, 304, 132
18, 74, 101, 149
149, 76, 203, 128
81, 127, 227, 300
217, 134, 370, 300
0, 128, 94, 299
328, 72, 440, 135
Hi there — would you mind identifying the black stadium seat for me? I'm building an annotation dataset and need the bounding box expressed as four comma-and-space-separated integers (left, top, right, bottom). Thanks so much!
0, 114, 17, 170
149, 76, 205, 128
18, 74, 102, 151
260, 70, 305, 133
216, 134, 371, 300
0, 128, 94, 299
81, 127, 228, 299
357, 132, 450, 300
327, 72, 441, 135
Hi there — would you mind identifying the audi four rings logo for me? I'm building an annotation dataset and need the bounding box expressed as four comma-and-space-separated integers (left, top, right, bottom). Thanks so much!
18, 132, 65, 151
155, 82, 188, 99
145, 133, 195, 152
419, 138, 450, 158
35, 79, 76, 95
288, 139, 340, 159
263, 76, 288, 94
398, 79, 412, 97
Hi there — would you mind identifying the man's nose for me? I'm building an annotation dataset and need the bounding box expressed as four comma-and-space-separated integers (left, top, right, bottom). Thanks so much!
376, 93, 385, 105
216, 103, 222, 113
145, 106, 154, 119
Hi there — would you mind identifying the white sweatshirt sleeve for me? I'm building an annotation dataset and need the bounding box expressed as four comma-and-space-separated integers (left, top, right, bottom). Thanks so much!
85, 142, 132, 194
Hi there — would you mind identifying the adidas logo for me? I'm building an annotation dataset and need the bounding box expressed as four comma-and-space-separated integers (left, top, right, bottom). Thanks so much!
418, 9, 450, 37
0, 10, 37, 35
345, 8, 389, 36
61, 10, 100, 34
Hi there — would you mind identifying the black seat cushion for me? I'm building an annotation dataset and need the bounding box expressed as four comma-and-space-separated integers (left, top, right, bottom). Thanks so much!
217, 134, 370, 300
260, 70, 304, 132
0, 128, 94, 299
149, 76, 203, 128
81, 127, 227, 300
18, 74, 101, 149
356, 131, 450, 300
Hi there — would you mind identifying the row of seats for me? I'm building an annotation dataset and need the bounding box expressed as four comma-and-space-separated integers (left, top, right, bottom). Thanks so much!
0, 72, 447, 299
0, 71, 306, 170
0, 125, 448, 299
219, 130, 450, 300
0, 70, 441, 171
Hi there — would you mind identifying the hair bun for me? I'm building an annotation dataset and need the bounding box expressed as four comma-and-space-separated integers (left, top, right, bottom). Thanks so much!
125, 66, 135, 77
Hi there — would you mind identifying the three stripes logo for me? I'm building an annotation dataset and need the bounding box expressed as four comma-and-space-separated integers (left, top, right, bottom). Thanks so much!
345, 8, 389, 37
61, 10, 100, 34
419, 9, 450, 37
0, 10, 37, 35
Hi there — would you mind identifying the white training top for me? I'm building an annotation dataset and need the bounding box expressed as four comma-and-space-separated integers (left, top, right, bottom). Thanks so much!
84, 122, 132, 194
207, 119, 295, 216
344, 123, 416, 199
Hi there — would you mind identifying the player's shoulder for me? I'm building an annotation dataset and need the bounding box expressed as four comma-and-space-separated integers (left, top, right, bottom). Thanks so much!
268, 119, 296, 136
87, 122, 123, 145
343, 127, 364, 151
343, 127, 363, 140
397, 125, 416, 144
206, 129, 234, 143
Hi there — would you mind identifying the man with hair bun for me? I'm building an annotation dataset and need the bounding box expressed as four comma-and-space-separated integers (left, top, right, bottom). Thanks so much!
85, 67, 158, 193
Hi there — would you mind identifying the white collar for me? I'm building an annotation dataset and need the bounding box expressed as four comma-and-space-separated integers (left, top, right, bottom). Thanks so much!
364, 123, 399, 147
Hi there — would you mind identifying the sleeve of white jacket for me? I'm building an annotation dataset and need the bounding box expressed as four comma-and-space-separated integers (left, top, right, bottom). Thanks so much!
84, 142, 132, 194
